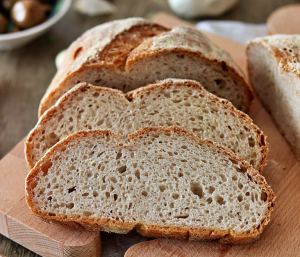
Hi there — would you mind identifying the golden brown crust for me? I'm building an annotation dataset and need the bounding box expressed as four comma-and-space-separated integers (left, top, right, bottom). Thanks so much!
38, 18, 168, 117
26, 79, 268, 172
39, 18, 253, 117
26, 126, 275, 244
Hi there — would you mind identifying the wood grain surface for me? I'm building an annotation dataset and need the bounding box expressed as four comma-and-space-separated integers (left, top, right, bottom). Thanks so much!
1, 0, 300, 256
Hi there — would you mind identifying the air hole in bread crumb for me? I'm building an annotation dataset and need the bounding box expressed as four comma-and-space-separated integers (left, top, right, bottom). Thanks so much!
105, 192, 110, 198
159, 185, 166, 192
68, 186, 76, 193
216, 196, 226, 205
220, 174, 227, 182
116, 151, 122, 160
232, 175, 237, 181
208, 186, 215, 194
135, 170, 140, 179
172, 99, 182, 104
97, 119, 104, 126
248, 137, 255, 147
235, 166, 247, 173
190, 182, 204, 198
170, 202, 174, 208
110, 177, 117, 183
93, 191, 98, 197
261, 135, 266, 146
217, 215, 223, 223
82, 211, 92, 217
142, 191, 148, 196
237, 195, 243, 202
261, 191, 267, 201
47, 196, 52, 201
172, 193, 180, 199
118, 166, 127, 174
238, 183, 243, 189
66, 203, 74, 209
114, 194, 118, 201
175, 214, 189, 219
82, 193, 89, 196
41, 160, 52, 176
178, 172, 183, 177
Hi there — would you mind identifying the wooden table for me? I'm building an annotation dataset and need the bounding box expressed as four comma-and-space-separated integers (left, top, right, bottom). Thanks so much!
0, 0, 299, 256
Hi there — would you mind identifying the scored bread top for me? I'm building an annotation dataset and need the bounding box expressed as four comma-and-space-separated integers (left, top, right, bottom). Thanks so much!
26, 79, 268, 172
39, 18, 253, 117
25, 126, 275, 244
127, 26, 244, 76
249, 35, 300, 75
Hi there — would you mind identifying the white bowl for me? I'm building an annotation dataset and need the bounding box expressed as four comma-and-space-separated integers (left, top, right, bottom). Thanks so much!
0, 0, 71, 51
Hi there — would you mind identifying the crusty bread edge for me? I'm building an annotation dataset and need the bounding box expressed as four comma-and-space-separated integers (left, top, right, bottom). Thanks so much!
246, 41, 300, 162
25, 79, 268, 172
38, 24, 254, 117
25, 126, 275, 245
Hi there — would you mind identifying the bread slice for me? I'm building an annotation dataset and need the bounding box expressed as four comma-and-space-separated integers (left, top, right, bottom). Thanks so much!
38, 18, 253, 116
26, 79, 268, 172
247, 35, 300, 161
25, 126, 275, 244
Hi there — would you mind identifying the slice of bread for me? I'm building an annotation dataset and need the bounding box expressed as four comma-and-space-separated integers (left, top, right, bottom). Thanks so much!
38, 18, 253, 116
25, 126, 275, 244
26, 79, 268, 172
247, 35, 300, 161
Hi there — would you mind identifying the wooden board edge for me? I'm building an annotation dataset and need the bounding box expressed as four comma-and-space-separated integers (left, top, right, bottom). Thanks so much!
6, 213, 101, 257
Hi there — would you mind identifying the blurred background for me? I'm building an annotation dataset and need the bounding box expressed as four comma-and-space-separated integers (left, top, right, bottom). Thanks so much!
0, 0, 300, 256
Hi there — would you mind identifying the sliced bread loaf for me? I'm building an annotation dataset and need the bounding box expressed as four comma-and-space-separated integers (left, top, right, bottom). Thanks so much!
39, 18, 253, 116
26, 79, 268, 172
25, 126, 275, 244
247, 35, 300, 160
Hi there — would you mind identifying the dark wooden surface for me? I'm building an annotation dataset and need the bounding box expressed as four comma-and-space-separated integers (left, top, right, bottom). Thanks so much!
0, 0, 299, 256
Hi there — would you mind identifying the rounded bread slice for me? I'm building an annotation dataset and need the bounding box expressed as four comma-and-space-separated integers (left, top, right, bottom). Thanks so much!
25, 126, 275, 244
26, 79, 268, 172
38, 17, 253, 116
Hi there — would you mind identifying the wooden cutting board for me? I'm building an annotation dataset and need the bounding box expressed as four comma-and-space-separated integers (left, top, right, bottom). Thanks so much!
1, 12, 299, 257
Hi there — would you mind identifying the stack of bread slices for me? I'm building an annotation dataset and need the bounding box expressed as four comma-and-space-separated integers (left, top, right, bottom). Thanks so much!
25, 18, 275, 244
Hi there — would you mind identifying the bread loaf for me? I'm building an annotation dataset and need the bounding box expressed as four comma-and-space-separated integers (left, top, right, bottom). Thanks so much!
25, 126, 275, 244
247, 35, 300, 160
38, 18, 253, 116
26, 79, 268, 172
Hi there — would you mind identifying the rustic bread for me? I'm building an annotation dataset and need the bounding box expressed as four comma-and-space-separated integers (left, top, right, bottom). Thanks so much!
38, 18, 253, 116
26, 79, 268, 172
247, 35, 300, 161
25, 126, 275, 244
